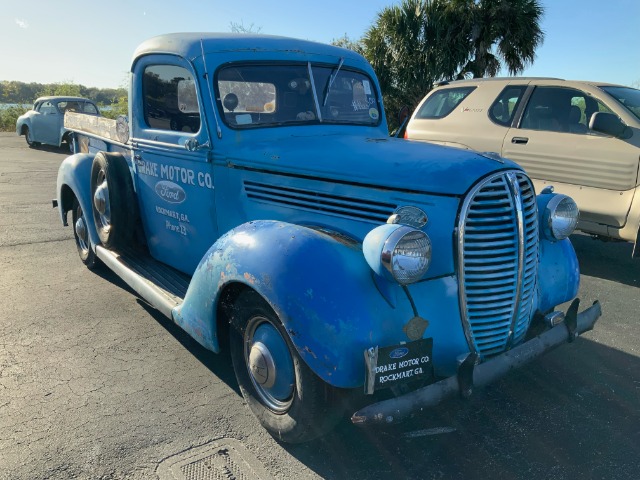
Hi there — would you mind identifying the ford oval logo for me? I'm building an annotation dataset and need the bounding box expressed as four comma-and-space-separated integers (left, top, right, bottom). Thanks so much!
155, 181, 186, 204
389, 347, 409, 359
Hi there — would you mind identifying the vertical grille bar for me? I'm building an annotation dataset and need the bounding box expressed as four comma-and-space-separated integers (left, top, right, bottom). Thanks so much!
457, 170, 539, 358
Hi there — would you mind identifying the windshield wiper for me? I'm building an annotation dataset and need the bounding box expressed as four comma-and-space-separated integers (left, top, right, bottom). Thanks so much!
322, 57, 344, 107
307, 62, 323, 122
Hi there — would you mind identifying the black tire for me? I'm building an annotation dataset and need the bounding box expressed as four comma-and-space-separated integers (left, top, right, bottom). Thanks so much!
169, 117, 182, 131
229, 290, 344, 443
64, 134, 75, 153
71, 197, 100, 269
90, 152, 136, 249
24, 126, 40, 147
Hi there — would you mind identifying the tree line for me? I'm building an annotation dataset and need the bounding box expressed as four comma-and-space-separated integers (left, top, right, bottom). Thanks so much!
0, 80, 126, 107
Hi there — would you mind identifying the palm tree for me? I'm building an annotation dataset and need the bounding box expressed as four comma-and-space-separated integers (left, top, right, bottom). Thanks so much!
462, 0, 544, 78
359, 0, 544, 130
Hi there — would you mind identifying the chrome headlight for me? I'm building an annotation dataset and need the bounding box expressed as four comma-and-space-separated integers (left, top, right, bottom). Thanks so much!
544, 195, 579, 240
363, 224, 432, 285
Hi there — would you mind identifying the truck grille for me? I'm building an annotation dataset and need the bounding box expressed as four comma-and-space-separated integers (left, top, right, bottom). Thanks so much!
457, 171, 539, 357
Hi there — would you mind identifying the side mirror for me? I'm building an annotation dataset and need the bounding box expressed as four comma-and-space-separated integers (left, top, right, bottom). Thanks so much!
398, 106, 410, 125
393, 106, 411, 138
589, 112, 632, 139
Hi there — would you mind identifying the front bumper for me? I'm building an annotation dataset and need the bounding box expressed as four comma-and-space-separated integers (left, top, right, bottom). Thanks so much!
351, 299, 602, 425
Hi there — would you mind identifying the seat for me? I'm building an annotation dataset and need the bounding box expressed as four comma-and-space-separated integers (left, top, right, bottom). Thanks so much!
568, 105, 587, 133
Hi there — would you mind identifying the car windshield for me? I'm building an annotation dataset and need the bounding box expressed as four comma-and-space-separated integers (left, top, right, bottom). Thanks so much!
216, 63, 381, 128
599, 86, 640, 121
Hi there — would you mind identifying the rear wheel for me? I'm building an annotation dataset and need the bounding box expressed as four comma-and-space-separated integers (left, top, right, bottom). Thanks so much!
90, 152, 136, 249
24, 127, 40, 147
229, 290, 344, 443
71, 197, 99, 269
64, 134, 75, 153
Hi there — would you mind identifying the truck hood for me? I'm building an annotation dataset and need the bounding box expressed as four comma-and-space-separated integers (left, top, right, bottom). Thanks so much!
222, 134, 522, 197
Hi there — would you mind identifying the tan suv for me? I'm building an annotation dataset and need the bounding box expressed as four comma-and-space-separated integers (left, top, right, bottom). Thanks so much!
405, 78, 640, 256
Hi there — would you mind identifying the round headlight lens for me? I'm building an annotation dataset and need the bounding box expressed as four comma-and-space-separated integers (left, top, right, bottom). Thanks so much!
547, 195, 579, 240
383, 228, 432, 285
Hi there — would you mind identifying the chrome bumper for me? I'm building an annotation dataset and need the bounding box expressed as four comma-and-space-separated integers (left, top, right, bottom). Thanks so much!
351, 299, 602, 426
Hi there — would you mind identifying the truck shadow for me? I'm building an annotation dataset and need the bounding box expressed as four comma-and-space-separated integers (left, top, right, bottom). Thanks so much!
90, 266, 241, 393
287, 337, 640, 479
571, 233, 639, 287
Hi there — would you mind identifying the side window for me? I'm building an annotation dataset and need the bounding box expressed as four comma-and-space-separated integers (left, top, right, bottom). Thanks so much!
521, 86, 594, 134
83, 102, 99, 115
489, 86, 526, 126
415, 87, 476, 119
58, 101, 81, 113
143, 65, 201, 133
38, 101, 57, 115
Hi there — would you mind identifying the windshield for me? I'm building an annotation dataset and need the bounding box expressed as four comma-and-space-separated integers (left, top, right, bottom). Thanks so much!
599, 86, 640, 121
216, 63, 381, 129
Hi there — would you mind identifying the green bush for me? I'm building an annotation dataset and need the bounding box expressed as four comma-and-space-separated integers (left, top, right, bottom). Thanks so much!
0, 106, 29, 132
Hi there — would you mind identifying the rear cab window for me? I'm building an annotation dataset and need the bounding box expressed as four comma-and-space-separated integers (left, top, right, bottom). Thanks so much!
415, 86, 476, 119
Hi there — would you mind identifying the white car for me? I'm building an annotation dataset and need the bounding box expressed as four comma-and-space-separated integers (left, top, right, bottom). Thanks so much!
405, 78, 640, 255
16, 96, 100, 150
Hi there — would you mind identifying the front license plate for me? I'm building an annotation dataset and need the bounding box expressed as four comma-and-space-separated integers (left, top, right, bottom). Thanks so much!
364, 338, 433, 394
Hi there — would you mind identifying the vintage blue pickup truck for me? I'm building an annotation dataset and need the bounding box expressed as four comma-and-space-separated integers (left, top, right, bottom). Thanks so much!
55, 33, 601, 443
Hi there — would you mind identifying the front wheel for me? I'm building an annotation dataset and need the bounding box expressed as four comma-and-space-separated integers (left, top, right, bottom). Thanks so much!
24, 127, 40, 148
229, 290, 344, 443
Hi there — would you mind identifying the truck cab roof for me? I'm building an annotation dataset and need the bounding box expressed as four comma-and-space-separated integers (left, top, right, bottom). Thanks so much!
132, 32, 363, 66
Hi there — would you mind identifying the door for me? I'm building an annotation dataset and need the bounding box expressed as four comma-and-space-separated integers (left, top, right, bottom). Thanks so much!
131, 57, 218, 275
31, 100, 62, 145
502, 85, 640, 229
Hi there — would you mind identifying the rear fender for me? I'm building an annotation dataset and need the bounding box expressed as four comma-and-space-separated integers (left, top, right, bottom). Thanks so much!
173, 220, 413, 388
56, 153, 100, 249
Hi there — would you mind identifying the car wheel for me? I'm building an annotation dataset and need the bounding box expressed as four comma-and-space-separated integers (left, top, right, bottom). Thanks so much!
71, 197, 100, 269
169, 118, 182, 131
229, 290, 344, 443
90, 152, 136, 249
24, 127, 40, 148
65, 134, 75, 153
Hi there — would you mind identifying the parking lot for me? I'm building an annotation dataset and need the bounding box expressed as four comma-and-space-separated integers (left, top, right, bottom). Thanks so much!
0, 131, 639, 479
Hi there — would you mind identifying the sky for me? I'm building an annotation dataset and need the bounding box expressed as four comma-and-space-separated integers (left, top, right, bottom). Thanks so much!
1, 0, 638, 90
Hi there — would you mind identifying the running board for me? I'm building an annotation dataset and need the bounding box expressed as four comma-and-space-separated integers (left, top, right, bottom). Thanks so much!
96, 246, 190, 319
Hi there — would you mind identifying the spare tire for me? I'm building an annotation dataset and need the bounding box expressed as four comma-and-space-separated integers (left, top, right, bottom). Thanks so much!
90, 151, 136, 249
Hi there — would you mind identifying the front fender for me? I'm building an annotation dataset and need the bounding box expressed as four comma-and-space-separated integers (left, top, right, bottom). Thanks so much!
56, 153, 100, 249
173, 220, 415, 388
537, 237, 580, 312
16, 118, 29, 136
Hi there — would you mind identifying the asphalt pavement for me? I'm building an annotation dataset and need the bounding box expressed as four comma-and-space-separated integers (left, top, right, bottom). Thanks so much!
0, 132, 638, 479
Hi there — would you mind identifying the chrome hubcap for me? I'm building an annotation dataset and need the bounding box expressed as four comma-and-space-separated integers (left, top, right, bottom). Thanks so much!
74, 214, 89, 253
249, 342, 276, 389
93, 173, 111, 229
244, 318, 294, 413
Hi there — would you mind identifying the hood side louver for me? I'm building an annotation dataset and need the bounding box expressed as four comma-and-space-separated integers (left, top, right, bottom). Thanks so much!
244, 181, 396, 223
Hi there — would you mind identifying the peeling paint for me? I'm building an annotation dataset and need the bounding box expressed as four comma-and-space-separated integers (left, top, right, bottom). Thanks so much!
243, 272, 257, 285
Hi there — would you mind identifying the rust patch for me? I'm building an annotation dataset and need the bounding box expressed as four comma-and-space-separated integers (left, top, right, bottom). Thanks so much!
243, 272, 257, 284
403, 316, 429, 341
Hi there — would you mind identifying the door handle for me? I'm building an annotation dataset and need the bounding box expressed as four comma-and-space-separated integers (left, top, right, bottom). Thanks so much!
511, 136, 529, 145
